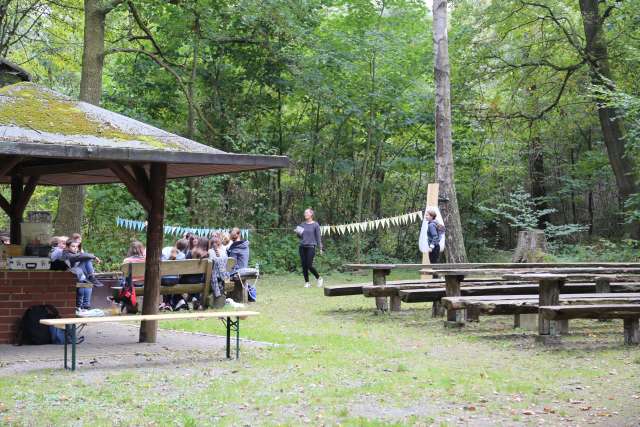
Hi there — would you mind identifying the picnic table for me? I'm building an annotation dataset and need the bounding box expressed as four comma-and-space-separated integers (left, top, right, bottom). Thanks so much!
431, 267, 640, 327
344, 263, 640, 314
503, 271, 640, 340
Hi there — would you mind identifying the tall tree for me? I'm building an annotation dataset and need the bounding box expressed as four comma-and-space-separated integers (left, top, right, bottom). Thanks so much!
54, 0, 124, 236
432, 0, 467, 262
578, 0, 639, 238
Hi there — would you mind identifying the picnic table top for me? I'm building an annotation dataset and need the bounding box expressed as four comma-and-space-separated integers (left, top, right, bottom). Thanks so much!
41, 311, 260, 325
432, 267, 640, 277
344, 262, 640, 271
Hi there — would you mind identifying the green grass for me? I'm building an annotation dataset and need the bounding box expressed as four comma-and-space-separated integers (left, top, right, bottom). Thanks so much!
1, 271, 639, 426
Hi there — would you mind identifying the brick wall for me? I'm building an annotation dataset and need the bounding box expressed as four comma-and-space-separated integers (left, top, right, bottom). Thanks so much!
0, 271, 76, 344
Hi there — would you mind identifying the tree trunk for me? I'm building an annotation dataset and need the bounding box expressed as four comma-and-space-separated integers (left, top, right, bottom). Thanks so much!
578, 0, 640, 238
529, 134, 549, 228
55, 0, 108, 236
512, 229, 547, 263
432, 0, 467, 263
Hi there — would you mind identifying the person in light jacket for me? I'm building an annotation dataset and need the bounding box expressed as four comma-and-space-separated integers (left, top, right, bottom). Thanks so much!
426, 209, 440, 264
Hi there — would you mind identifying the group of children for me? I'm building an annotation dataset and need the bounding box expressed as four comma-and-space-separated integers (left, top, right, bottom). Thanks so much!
156, 227, 251, 310
49, 227, 252, 312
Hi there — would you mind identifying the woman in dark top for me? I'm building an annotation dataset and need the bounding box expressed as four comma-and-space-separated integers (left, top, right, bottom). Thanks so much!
296, 208, 323, 288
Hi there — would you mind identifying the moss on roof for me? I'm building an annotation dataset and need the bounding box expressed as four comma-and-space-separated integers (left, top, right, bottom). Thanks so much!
0, 82, 182, 150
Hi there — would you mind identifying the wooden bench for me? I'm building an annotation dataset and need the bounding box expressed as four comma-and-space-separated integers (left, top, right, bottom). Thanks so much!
41, 310, 259, 370
442, 293, 640, 327
117, 259, 215, 308
539, 304, 640, 345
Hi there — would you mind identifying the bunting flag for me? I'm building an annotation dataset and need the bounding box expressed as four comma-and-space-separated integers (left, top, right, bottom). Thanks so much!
116, 217, 250, 240
319, 210, 423, 236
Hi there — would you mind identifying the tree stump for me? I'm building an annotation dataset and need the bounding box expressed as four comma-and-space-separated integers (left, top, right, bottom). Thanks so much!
512, 229, 547, 263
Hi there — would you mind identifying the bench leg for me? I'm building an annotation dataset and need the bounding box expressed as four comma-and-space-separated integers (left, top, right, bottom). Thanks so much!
236, 317, 240, 360
514, 314, 520, 329
64, 325, 69, 370
71, 324, 77, 371
431, 301, 445, 318
466, 306, 480, 322
624, 318, 640, 345
390, 296, 401, 312
226, 316, 231, 359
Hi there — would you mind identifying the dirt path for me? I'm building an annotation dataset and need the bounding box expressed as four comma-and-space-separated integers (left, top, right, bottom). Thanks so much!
0, 323, 270, 375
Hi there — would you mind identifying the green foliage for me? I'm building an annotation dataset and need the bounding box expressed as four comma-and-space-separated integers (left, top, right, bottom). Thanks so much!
3, 0, 640, 264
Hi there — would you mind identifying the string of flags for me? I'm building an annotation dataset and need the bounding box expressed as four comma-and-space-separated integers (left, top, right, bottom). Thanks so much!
116, 217, 250, 240
319, 211, 423, 236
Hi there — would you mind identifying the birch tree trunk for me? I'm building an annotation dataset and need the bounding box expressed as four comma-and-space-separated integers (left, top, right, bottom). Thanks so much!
432, 0, 467, 263
578, 0, 640, 238
55, 0, 109, 236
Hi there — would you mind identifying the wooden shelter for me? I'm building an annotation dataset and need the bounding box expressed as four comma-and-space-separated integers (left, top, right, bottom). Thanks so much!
0, 82, 288, 342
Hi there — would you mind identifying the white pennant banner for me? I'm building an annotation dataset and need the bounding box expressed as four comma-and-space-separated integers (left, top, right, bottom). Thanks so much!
319, 210, 423, 236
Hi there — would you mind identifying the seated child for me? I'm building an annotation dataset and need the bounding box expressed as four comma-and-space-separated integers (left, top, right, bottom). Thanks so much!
62, 239, 101, 310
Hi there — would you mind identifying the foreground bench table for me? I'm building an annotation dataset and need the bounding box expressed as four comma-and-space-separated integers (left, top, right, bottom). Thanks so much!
41, 311, 259, 371
539, 304, 640, 345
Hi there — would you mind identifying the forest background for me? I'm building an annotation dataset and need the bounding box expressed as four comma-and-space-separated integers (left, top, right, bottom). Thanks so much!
1, 0, 640, 272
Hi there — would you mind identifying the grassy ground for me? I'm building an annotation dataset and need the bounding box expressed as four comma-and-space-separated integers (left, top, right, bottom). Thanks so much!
1, 271, 640, 426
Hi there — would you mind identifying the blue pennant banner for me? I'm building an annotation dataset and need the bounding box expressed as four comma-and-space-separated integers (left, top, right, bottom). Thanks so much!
115, 217, 250, 240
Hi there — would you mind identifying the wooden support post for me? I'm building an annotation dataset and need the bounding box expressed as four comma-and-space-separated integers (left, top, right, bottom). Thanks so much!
514, 314, 520, 328
139, 163, 167, 343
421, 183, 440, 280
623, 318, 639, 345
6, 174, 39, 245
466, 305, 480, 322
444, 275, 464, 327
596, 277, 612, 322
538, 278, 564, 337
9, 176, 22, 244
372, 269, 390, 312
431, 300, 445, 318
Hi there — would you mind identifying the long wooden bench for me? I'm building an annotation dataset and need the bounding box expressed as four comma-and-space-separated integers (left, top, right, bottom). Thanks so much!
41, 310, 259, 370
324, 277, 515, 297
117, 259, 215, 308
539, 304, 640, 345
442, 293, 640, 329
400, 282, 640, 303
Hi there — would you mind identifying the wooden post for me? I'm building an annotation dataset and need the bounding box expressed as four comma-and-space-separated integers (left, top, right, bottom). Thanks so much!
596, 277, 611, 322
431, 300, 445, 318
139, 163, 167, 343
623, 318, 639, 345
538, 278, 564, 337
372, 269, 390, 312
421, 183, 440, 280
9, 175, 22, 245
444, 274, 464, 327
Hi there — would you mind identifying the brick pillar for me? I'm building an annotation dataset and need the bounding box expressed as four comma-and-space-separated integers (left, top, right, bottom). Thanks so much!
0, 271, 76, 344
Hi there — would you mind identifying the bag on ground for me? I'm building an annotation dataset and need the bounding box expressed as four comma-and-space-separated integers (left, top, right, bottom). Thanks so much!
16, 304, 60, 345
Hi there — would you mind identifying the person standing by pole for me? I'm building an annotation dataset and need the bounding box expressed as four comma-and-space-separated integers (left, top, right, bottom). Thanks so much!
295, 208, 324, 288
426, 209, 441, 264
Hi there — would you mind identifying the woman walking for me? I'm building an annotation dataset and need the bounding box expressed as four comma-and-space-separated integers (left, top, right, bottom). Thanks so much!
296, 208, 323, 288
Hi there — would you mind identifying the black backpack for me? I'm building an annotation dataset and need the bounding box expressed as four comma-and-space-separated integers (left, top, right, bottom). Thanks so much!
16, 304, 60, 345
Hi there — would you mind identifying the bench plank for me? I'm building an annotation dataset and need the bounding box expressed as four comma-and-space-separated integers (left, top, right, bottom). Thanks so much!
539, 304, 640, 320
400, 283, 640, 303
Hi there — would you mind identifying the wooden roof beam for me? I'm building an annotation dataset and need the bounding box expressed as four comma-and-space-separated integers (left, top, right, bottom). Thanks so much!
0, 156, 23, 177
108, 162, 152, 211
17, 160, 110, 176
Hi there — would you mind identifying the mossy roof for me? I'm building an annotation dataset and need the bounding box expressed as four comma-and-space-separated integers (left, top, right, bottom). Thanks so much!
0, 82, 288, 185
